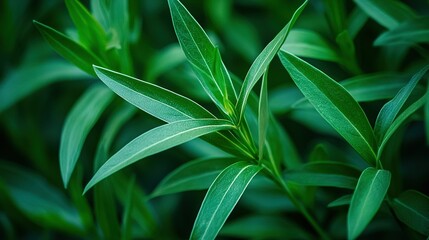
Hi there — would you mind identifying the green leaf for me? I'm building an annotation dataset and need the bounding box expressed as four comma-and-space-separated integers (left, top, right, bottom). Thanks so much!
375, 17, 429, 46
279, 51, 377, 165
282, 29, 341, 63
341, 72, 407, 102
60, 84, 114, 188
145, 44, 186, 82
168, 0, 236, 116
190, 161, 262, 240
374, 65, 429, 143
348, 167, 391, 240
322, 0, 346, 36
150, 157, 237, 198
348, 7, 368, 39
426, 84, 429, 145
354, 0, 416, 29
33, 20, 105, 75
121, 176, 135, 240
0, 162, 83, 234
379, 93, 427, 158
84, 119, 235, 193
65, 0, 106, 52
236, 0, 308, 122
284, 161, 360, 189
94, 181, 120, 240
94, 66, 214, 122
328, 194, 352, 207
223, 17, 261, 61
220, 215, 311, 239
258, 70, 269, 160
392, 190, 429, 236
0, 60, 88, 113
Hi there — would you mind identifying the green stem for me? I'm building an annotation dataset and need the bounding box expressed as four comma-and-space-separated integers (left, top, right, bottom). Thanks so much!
264, 167, 331, 240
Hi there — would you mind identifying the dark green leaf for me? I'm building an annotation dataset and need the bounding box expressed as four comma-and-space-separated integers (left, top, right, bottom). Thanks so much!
84, 119, 235, 192
191, 161, 262, 240
354, 0, 416, 29
426, 84, 429, 145
0, 60, 88, 113
392, 190, 429, 236
328, 194, 352, 207
94, 181, 120, 240
0, 162, 83, 233
375, 65, 429, 143
258, 70, 269, 160
220, 215, 311, 239
151, 157, 237, 197
322, 0, 346, 36
279, 51, 377, 165
121, 176, 135, 240
236, 0, 308, 122
284, 161, 360, 189
33, 20, 105, 75
348, 7, 368, 39
348, 167, 391, 239
375, 17, 429, 46
282, 29, 341, 63
145, 44, 186, 81
223, 17, 261, 61
65, 0, 106, 52
60, 84, 114, 188
168, 0, 237, 116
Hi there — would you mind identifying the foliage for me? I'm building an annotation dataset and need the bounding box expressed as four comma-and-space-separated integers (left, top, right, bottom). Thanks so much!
1, 0, 429, 239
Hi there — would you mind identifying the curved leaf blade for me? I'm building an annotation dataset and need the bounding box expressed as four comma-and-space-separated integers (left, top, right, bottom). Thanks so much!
374, 65, 429, 143
84, 119, 235, 193
375, 17, 429, 46
60, 84, 114, 188
258, 70, 269, 160
191, 161, 262, 240
236, 0, 308, 121
284, 161, 361, 189
392, 190, 429, 236
33, 20, 105, 76
348, 167, 391, 240
150, 157, 237, 198
279, 51, 377, 165
168, 0, 236, 115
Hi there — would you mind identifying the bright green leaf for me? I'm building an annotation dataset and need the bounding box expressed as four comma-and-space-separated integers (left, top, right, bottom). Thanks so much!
328, 194, 352, 207
84, 119, 235, 192
168, 0, 237, 116
65, 0, 106, 52
374, 65, 429, 143
191, 161, 262, 240
392, 190, 429, 236
284, 161, 361, 189
150, 157, 237, 198
375, 17, 429, 46
33, 20, 105, 75
0, 60, 88, 113
348, 167, 391, 240
60, 84, 114, 188
279, 51, 377, 165
258, 70, 269, 160
354, 0, 416, 30
236, 0, 308, 122
282, 29, 341, 63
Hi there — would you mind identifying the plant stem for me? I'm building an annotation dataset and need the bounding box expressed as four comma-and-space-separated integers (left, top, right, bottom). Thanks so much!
264, 167, 331, 240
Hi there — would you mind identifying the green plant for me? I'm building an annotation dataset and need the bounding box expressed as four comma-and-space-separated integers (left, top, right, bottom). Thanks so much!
1, 0, 429, 239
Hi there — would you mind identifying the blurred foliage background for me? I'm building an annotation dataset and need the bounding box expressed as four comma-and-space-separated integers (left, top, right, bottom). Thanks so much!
1, 0, 429, 239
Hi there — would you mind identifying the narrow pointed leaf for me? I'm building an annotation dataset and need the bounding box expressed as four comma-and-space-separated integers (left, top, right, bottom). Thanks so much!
375, 17, 429, 46
392, 190, 429, 236
284, 161, 360, 189
94, 181, 120, 239
33, 20, 105, 76
85, 119, 234, 192
279, 51, 377, 165
258, 70, 269, 160
121, 176, 135, 240
94, 66, 214, 122
150, 157, 237, 197
348, 7, 368, 39
236, 0, 308, 121
65, 0, 106, 51
374, 65, 429, 142
0, 60, 87, 112
328, 194, 352, 208
168, 0, 236, 115
146, 44, 186, 81
348, 167, 391, 240
191, 161, 262, 240
354, 0, 416, 29
282, 29, 341, 63
60, 84, 114, 188
379, 93, 428, 157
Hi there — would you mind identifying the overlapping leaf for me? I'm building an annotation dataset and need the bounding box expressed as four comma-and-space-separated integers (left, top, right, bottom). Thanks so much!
375, 17, 429, 46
